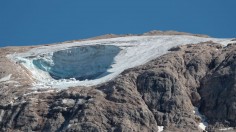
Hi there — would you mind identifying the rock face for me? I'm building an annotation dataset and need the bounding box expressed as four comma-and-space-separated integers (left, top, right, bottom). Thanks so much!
0, 36, 236, 131
199, 43, 236, 130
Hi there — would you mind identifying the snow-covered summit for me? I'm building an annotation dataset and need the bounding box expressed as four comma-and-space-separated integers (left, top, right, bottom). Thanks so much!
7, 35, 233, 89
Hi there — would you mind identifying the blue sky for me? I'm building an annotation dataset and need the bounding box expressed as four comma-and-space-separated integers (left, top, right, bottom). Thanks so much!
0, 1, 236, 47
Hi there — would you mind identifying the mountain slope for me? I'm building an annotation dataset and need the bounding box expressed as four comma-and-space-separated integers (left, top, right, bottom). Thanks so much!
0, 31, 236, 131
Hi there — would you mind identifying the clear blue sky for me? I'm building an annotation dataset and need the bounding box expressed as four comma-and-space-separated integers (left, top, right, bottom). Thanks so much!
0, 1, 236, 47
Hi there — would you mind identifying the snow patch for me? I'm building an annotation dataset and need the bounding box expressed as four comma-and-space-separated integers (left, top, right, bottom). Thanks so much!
219, 127, 234, 131
199, 123, 207, 131
3, 100, 26, 107
23, 90, 57, 96
7, 35, 232, 89
14, 84, 22, 87
158, 126, 164, 132
0, 110, 4, 122
62, 99, 75, 106
77, 99, 86, 105
67, 124, 72, 129
0, 74, 12, 82
193, 107, 208, 131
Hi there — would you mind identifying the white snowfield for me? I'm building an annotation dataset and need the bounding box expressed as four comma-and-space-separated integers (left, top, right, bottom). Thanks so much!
7, 35, 233, 89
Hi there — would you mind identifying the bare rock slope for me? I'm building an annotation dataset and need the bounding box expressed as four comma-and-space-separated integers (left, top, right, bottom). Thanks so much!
0, 33, 236, 132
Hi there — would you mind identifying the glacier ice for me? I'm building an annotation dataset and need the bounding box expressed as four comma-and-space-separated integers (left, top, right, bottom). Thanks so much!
32, 45, 120, 80
7, 35, 233, 89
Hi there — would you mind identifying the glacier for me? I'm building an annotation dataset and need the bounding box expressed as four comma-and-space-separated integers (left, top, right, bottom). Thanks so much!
7, 35, 233, 89
33, 45, 120, 80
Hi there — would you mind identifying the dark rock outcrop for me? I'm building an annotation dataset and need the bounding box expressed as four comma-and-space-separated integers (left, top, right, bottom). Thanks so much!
199, 44, 236, 127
